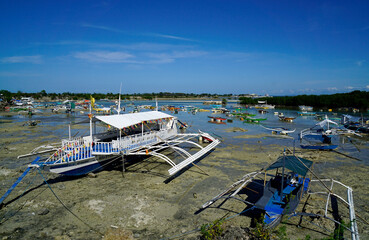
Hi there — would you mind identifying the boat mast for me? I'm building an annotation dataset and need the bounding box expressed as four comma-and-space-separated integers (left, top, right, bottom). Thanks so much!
89, 98, 93, 140
118, 82, 122, 115
280, 150, 285, 201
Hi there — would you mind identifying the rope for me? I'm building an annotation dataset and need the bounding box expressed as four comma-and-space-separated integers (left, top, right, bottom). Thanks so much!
37, 169, 104, 236
0, 169, 39, 224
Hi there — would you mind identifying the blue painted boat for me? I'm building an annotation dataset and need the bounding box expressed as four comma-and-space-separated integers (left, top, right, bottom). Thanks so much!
201, 153, 360, 238
201, 153, 313, 228
300, 144, 338, 150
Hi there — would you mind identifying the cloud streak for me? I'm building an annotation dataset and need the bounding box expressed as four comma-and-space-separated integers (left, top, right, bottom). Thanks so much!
80, 23, 124, 33
80, 23, 196, 42
146, 50, 207, 63
73, 51, 137, 63
1, 55, 42, 64
73, 50, 207, 64
150, 33, 196, 42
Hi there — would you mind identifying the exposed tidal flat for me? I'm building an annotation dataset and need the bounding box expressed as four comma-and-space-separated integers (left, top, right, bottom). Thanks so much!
0, 104, 369, 239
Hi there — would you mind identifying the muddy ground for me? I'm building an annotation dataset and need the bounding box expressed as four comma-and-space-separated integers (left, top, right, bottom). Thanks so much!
0, 115, 369, 240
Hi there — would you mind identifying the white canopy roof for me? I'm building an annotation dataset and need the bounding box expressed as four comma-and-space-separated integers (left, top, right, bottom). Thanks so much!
95, 111, 174, 129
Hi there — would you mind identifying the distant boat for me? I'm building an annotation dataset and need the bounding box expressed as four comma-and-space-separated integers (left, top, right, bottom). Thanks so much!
299, 116, 347, 150
243, 117, 267, 123
261, 125, 296, 135
258, 109, 268, 114
255, 100, 275, 109
278, 116, 296, 122
299, 105, 313, 111
298, 111, 316, 116
208, 116, 227, 124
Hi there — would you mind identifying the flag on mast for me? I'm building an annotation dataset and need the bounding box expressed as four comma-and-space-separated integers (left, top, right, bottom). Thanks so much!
90, 96, 95, 108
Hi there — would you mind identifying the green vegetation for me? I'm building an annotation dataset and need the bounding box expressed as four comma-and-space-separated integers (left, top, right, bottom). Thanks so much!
200, 218, 225, 240
0, 90, 234, 102
222, 98, 227, 105
240, 90, 369, 109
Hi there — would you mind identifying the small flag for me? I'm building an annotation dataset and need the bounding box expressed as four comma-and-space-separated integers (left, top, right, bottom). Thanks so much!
90, 96, 95, 108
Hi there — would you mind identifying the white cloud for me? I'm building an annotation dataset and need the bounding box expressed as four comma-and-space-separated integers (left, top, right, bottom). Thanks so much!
366, 85, 369, 89
151, 33, 196, 42
1, 55, 42, 64
73, 51, 136, 63
80, 23, 196, 42
327, 87, 338, 91
146, 50, 207, 63
80, 23, 124, 33
345, 86, 354, 90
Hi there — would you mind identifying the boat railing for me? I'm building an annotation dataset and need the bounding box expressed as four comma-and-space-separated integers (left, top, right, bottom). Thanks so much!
45, 143, 93, 164
44, 127, 177, 163
92, 127, 177, 155
62, 137, 85, 149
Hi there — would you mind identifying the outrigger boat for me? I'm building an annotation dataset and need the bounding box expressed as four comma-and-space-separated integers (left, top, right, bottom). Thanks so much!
298, 111, 316, 116
299, 105, 313, 111
278, 116, 296, 122
208, 116, 227, 124
299, 117, 339, 150
1, 108, 220, 206
200, 151, 360, 239
299, 116, 360, 150
243, 117, 267, 124
26, 111, 219, 176
261, 125, 296, 135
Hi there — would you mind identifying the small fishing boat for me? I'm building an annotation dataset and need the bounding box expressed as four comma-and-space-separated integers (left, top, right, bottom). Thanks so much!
208, 116, 227, 124
243, 117, 267, 124
254, 100, 275, 109
299, 116, 351, 150
232, 112, 256, 117
300, 116, 338, 140
278, 116, 296, 122
298, 111, 316, 116
342, 114, 369, 134
200, 151, 360, 239
261, 125, 296, 135
299, 105, 313, 111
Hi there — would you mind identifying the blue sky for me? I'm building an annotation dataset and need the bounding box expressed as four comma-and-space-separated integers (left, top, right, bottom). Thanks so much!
0, 0, 368, 95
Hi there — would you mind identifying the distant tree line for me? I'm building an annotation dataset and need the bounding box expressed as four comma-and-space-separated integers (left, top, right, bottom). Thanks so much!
239, 90, 369, 109
0, 90, 233, 102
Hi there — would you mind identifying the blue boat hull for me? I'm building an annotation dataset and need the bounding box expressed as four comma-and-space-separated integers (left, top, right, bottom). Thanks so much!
43, 156, 118, 176
300, 144, 338, 150
263, 178, 310, 227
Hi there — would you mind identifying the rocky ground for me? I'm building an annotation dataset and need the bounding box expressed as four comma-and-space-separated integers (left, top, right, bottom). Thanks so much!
0, 116, 368, 240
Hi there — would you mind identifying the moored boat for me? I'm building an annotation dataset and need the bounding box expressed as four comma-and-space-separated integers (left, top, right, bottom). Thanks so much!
200, 151, 360, 238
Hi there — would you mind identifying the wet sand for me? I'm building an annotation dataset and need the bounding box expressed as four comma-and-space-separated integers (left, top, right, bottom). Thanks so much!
0, 115, 369, 239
